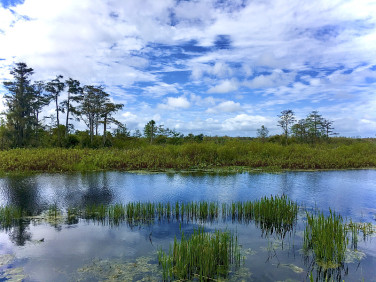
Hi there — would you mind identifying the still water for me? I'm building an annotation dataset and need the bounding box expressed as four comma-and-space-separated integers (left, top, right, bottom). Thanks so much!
0, 170, 375, 281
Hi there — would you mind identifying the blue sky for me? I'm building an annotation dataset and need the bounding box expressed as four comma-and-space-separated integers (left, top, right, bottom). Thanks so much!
0, 0, 376, 137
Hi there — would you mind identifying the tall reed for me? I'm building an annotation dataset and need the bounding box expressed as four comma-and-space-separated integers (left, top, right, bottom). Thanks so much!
303, 209, 348, 268
158, 227, 241, 281
0, 205, 23, 229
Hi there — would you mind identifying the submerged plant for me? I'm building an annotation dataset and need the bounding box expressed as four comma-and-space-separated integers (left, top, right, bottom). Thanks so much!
158, 227, 241, 281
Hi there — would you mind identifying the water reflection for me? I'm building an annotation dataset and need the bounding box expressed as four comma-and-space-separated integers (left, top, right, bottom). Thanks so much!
0, 170, 375, 222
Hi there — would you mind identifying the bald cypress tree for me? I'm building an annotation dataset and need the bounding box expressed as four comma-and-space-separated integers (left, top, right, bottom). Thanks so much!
3, 62, 35, 147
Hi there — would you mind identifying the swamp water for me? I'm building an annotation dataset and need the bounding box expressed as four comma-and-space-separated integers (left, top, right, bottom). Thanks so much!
0, 170, 375, 281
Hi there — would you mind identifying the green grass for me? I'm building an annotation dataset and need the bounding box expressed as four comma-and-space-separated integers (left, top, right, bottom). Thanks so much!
0, 205, 23, 229
228, 195, 298, 237
303, 209, 348, 268
158, 227, 241, 281
0, 140, 376, 173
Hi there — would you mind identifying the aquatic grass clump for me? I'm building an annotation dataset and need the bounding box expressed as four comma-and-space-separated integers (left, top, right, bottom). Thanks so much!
303, 209, 348, 268
252, 195, 298, 234
125, 202, 155, 224
158, 227, 241, 281
0, 205, 23, 229
228, 195, 298, 236
83, 204, 107, 221
47, 204, 60, 218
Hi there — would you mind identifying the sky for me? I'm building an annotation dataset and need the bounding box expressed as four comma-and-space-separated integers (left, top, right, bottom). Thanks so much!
0, 0, 376, 137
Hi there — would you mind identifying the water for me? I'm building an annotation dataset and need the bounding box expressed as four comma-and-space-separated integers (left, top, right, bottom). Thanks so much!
0, 170, 375, 281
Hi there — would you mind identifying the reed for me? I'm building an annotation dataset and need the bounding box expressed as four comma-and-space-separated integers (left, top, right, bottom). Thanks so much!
0, 205, 23, 228
303, 209, 348, 268
227, 195, 298, 236
47, 204, 60, 218
158, 227, 241, 281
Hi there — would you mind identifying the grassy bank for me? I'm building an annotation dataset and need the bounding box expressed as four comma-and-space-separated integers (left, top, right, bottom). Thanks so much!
0, 140, 376, 173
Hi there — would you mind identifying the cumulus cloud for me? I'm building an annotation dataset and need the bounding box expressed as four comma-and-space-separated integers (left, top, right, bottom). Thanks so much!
0, 0, 375, 136
207, 79, 238, 93
158, 96, 191, 110
206, 101, 242, 114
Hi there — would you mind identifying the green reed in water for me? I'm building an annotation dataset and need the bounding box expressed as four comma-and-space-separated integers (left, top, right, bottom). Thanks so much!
0, 206, 23, 228
158, 227, 241, 281
303, 209, 348, 268
227, 195, 298, 236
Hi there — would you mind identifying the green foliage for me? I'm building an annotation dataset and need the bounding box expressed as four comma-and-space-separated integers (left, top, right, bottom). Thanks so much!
0, 206, 23, 229
158, 227, 241, 281
0, 140, 376, 172
303, 210, 348, 268
3, 62, 36, 147
231, 195, 298, 237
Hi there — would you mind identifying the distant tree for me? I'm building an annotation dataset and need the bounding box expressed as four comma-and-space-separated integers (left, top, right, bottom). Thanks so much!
132, 129, 142, 138
3, 62, 35, 147
45, 75, 65, 145
305, 111, 324, 142
291, 119, 308, 142
321, 119, 336, 138
62, 78, 83, 137
79, 85, 109, 144
31, 81, 50, 141
0, 117, 11, 149
257, 125, 269, 142
114, 123, 130, 138
277, 110, 296, 144
144, 120, 156, 144
101, 102, 123, 145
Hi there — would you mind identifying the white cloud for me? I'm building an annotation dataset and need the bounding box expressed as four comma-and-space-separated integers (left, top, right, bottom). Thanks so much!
142, 83, 179, 97
222, 114, 271, 132
0, 0, 375, 137
244, 69, 296, 89
158, 96, 191, 110
206, 101, 242, 114
207, 79, 238, 93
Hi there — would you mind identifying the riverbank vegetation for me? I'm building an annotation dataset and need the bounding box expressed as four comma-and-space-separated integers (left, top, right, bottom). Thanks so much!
1, 62, 376, 173
0, 139, 375, 173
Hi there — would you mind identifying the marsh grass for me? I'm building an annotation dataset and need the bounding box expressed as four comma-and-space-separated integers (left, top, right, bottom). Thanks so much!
158, 227, 241, 281
0, 206, 23, 229
346, 221, 375, 249
1, 141, 376, 173
228, 195, 298, 237
0, 196, 298, 228
303, 210, 348, 268
47, 204, 60, 218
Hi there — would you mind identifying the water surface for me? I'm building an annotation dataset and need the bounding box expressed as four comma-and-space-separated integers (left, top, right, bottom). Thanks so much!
0, 170, 375, 281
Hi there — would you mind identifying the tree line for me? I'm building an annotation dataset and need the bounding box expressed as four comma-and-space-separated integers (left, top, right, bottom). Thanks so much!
258, 109, 336, 144
1, 62, 123, 148
1, 62, 340, 149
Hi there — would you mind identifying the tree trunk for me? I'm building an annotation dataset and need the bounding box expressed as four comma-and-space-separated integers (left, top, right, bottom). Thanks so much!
65, 94, 70, 137
103, 115, 107, 146
55, 96, 61, 146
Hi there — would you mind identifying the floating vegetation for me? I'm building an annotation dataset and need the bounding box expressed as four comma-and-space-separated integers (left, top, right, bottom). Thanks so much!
77, 256, 160, 281
0, 254, 27, 281
303, 210, 348, 268
276, 263, 304, 274
158, 227, 241, 281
